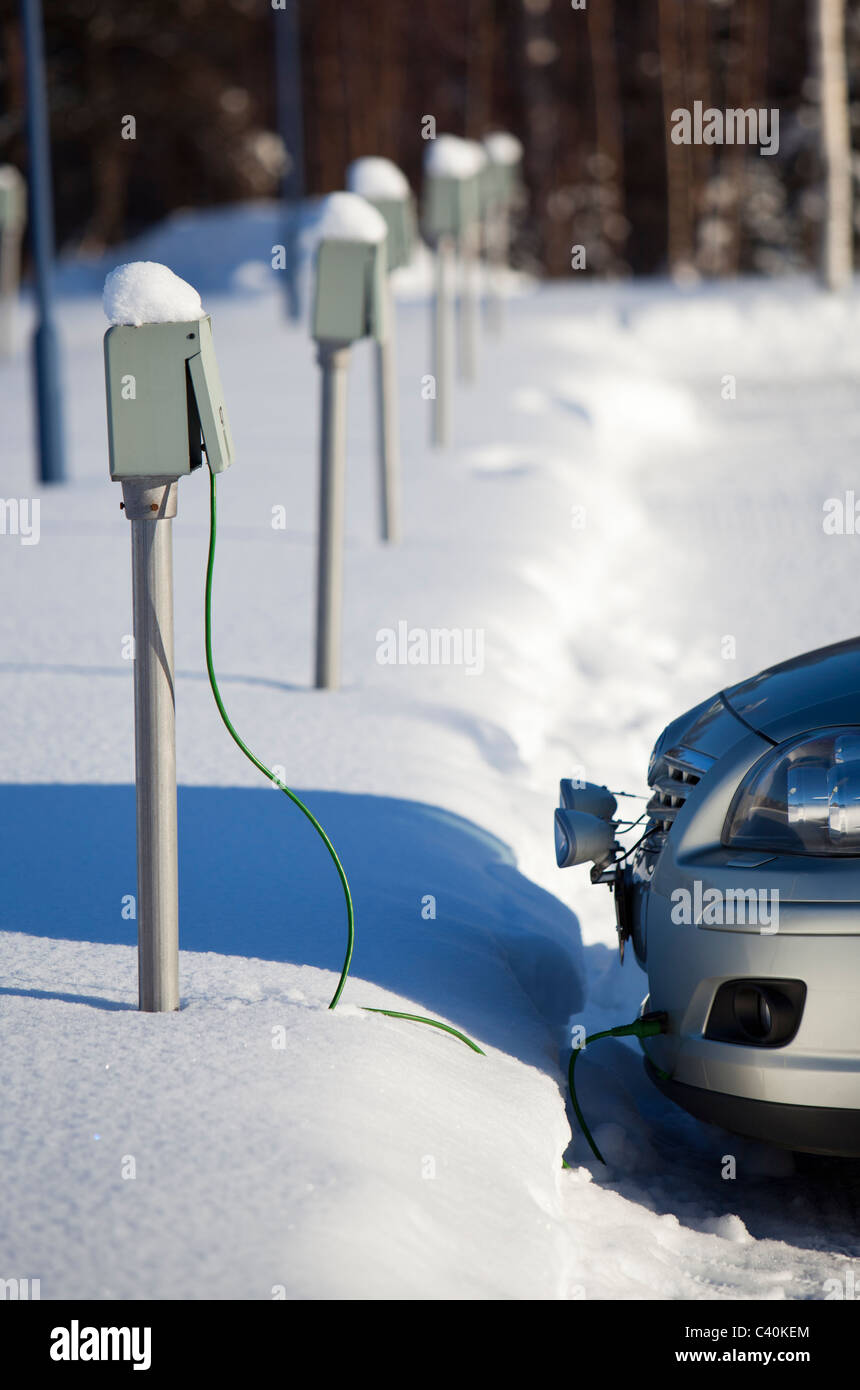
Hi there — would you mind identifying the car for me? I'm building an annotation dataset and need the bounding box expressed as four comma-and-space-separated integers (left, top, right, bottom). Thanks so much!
554, 637, 860, 1157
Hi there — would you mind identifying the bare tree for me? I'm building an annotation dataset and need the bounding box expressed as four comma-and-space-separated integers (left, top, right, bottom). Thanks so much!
815, 0, 853, 289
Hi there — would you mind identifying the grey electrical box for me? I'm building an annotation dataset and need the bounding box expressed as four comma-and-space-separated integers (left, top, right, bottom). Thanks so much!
483, 161, 518, 211
104, 315, 235, 481
477, 163, 493, 217
422, 174, 481, 243
0, 167, 26, 231
367, 197, 416, 273
312, 238, 388, 344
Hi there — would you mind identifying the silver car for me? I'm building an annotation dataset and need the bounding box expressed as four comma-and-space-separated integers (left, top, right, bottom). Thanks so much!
555, 637, 860, 1157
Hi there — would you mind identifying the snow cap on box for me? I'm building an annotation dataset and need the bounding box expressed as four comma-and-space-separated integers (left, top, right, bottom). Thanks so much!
483, 131, 524, 166
303, 193, 388, 253
346, 157, 410, 202
103, 261, 205, 327
424, 135, 487, 180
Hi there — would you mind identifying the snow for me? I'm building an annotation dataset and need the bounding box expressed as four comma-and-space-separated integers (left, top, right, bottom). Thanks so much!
61, 202, 285, 297
424, 135, 487, 180
483, 132, 524, 166
0, 936, 570, 1299
347, 156, 411, 201
102, 261, 205, 326
56, 199, 530, 306
461, 138, 489, 171
302, 192, 388, 250
3, 207, 860, 1299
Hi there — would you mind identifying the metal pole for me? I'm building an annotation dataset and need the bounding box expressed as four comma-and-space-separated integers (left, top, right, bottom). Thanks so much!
458, 222, 479, 383
122, 478, 180, 1013
432, 235, 454, 447
315, 342, 351, 689
274, 0, 306, 320
20, 0, 65, 482
0, 224, 23, 358
375, 280, 400, 543
485, 204, 508, 335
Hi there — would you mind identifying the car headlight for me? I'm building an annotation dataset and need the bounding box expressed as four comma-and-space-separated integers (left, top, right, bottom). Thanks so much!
723, 728, 860, 856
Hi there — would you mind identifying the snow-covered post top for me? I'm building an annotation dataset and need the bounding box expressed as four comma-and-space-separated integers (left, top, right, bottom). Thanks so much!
306, 193, 389, 344
346, 157, 410, 202
103, 261, 205, 327
346, 159, 415, 272
0, 164, 27, 230
422, 136, 486, 243
424, 135, 488, 181
304, 192, 388, 250
482, 132, 525, 209
103, 261, 234, 481
483, 132, 524, 168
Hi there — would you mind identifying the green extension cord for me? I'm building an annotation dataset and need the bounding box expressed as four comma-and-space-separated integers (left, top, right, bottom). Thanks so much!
363, 1008, 485, 1054
204, 470, 484, 1055
567, 1012, 668, 1165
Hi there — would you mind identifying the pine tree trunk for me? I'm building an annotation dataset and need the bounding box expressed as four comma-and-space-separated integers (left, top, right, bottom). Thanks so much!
685, 0, 709, 272
658, 0, 695, 277
723, 0, 769, 276
466, 0, 494, 138
586, 0, 627, 272
516, 0, 558, 272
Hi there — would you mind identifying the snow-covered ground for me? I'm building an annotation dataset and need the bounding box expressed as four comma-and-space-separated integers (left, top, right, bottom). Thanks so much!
3, 210, 860, 1298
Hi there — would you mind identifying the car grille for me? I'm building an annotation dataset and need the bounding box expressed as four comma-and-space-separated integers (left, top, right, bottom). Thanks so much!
645, 745, 714, 846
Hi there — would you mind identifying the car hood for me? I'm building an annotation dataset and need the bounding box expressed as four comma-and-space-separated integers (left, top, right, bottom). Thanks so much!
722, 637, 860, 742
650, 691, 754, 769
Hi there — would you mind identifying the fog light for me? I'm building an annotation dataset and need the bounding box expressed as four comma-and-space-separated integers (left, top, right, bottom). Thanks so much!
559, 779, 617, 820
554, 808, 615, 869
705, 979, 806, 1048
733, 985, 773, 1041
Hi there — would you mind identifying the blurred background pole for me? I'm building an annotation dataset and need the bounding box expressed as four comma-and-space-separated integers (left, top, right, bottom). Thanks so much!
432, 235, 454, 446
315, 342, 350, 689
485, 203, 508, 334
20, 0, 65, 483
274, 0, 306, 320
458, 222, 479, 381
375, 282, 400, 543
0, 168, 26, 358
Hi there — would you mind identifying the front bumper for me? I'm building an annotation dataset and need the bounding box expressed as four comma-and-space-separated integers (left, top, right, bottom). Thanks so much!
644, 909, 860, 1114
645, 1059, 860, 1157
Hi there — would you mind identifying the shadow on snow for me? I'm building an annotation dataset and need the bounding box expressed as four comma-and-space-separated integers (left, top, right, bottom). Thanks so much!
0, 784, 584, 1069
